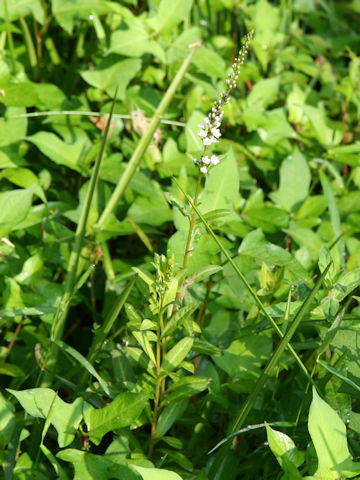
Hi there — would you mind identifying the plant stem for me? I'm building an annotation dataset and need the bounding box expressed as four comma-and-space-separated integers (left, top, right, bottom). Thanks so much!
182, 173, 203, 271
95, 46, 198, 231
177, 182, 313, 382
148, 302, 165, 458
20, 17, 37, 75
77, 275, 137, 392
208, 263, 331, 479
3, 0, 16, 72
41, 92, 118, 386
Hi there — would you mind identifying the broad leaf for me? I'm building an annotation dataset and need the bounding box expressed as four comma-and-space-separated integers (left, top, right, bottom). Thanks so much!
8, 388, 83, 447
81, 55, 141, 100
0, 393, 16, 447
57, 449, 141, 480
0, 187, 34, 237
270, 148, 310, 212
308, 387, 360, 479
134, 465, 184, 480
27, 132, 89, 173
84, 392, 149, 445
200, 148, 239, 214
109, 25, 165, 62
147, 0, 193, 33
266, 423, 304, 478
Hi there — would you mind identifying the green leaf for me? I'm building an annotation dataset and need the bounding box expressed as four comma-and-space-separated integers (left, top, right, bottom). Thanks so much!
7, 388, 83, 447
81, 55, 141, 100
192, 338, 222, 356
213, 335, 272, 391
328, 143, 360, 167
166, 27, 201, 63
200, 148, 239, 214
241, 206, 289, 233
193, 47, 227, 78
134, 465, 184, 480
286, 84, 307, 124
161, 337, 194, 373
0, 0, 43, 22
147, 0, 193, 34
1, 167, 45, 202
270, 148, 311, 212
55, 340, 111, 396
266, 423, 304, 478
0, 186, 34, 237
319, 170, 345, 270
0, 107, 27, 147
57, 449, 141, 480
185, 110, 204, 153
238, 229, 308, 279
109, 25, 165, 62
0, 82, 65, 108
84, 392, 149, 445
303, 105, 342, 148
155, 399, 188, 439
0, 393, 15, 447
161, 377, 209, 406
132, 330, 156, 366
127, 182, 172, 226
247, 76, 280, 108
162, 302, 201, 337
52, 0, 117, 34
308, 387, 360, 479
329, 268, 360, 301
26, 132, 89, 173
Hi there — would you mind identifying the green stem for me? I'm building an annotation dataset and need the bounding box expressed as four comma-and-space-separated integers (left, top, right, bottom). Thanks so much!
3, 0, 16, 72
208, 263, 331, 479
20, 17, 37, 73
95, 46, 198, 231
42, 91, 118, 385
175, 178, 313, 381
182, 174, 203, 271
77, 275, 137, 392
148, 302, 165, 458
3, 110, 185, 126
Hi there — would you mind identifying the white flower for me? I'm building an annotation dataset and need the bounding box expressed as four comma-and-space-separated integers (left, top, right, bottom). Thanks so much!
202, 155, 211, 164
203, 137, 213, 146
198, 129, 207, 138
200, 166, 208, 174
211, 127, 221, 138
210, 155, 220, 165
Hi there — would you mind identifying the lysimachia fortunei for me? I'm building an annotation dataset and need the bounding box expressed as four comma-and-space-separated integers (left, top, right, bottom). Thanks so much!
193, 30, 254, 174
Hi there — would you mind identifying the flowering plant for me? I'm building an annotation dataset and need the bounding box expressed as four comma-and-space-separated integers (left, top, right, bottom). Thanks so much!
193, 30, 253, 174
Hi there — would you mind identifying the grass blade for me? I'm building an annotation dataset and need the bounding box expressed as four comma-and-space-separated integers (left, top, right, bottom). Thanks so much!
208, 262, 331, 478
42, 88, 119, 385
319, 170, 345, 269
77, 274, 137, 391
55, 340, 111, 397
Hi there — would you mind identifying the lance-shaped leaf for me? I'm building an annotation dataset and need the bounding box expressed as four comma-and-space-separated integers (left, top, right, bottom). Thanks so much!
161, 337, 194, 373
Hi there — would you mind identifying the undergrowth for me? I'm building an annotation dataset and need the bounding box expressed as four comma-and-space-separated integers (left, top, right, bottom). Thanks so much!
1, 1, 360, 479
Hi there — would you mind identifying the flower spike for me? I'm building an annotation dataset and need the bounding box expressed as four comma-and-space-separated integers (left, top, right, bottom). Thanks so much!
194, 30, 254, 173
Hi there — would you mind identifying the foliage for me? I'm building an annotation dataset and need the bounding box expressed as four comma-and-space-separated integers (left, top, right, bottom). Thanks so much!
1, 0, 360, 479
